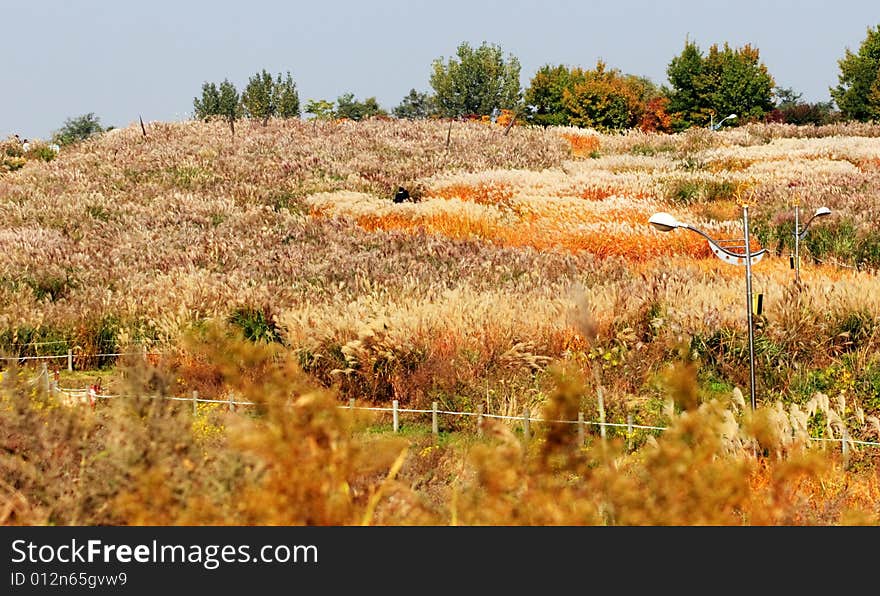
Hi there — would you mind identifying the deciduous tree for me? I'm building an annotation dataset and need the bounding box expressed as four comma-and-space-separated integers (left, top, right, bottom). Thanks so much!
193, 82, 221, 121
334, 93, 386, 121
665, 40, 775, 129
51, 113, 105, 146
430, 42, 522, 117
561, 62, 653, 131
194, 79, 241, 122
305, 99, 336, 120
524, 64, 583, 126
831, 25, 880, 122
393, 89, 436, 119
241, 70, 301, 125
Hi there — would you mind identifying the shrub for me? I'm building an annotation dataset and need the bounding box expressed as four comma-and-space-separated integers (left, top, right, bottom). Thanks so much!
52, 113, 104, 146
228, 307, 283, 344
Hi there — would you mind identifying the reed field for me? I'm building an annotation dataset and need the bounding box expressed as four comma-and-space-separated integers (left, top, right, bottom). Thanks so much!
2, 117, 880, 525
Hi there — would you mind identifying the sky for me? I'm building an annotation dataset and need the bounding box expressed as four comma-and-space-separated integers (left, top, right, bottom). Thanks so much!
3, 0, 879, 141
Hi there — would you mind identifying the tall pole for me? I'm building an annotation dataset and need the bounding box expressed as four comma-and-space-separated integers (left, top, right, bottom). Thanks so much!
743, 205, 757, 411
794, 204, 801, 285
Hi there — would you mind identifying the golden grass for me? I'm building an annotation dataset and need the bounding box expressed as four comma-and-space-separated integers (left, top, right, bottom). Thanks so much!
2, 119, 880, 525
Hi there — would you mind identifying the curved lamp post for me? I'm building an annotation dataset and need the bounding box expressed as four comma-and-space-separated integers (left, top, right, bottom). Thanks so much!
709, 113, 737, 131
648, 208, 767, 411
793, 206, 831, 284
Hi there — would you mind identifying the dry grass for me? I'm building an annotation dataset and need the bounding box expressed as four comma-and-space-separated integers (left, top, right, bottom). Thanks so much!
2, 118, 880, 525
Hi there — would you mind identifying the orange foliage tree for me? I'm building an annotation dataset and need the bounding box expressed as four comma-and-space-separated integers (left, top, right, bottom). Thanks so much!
639, 96, 674, 133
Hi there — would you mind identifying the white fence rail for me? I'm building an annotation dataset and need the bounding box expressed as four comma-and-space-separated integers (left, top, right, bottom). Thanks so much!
7, 361, 880, 457
0, 351, 161, 371
47, 383, 880, 453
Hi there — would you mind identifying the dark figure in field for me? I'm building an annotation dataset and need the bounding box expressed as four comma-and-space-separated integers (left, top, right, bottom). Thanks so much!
393, 186, 411, 203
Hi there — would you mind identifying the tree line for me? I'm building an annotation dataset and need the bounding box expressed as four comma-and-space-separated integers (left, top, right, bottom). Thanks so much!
193, 26, 880, 133
39, 24, 880, 148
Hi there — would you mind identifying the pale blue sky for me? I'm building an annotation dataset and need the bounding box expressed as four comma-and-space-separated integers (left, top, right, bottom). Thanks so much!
4, 1, 878, 140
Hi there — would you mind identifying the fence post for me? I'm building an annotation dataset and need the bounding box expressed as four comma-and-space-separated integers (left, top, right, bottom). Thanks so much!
392, 399, 399, 433
349, 398, 355, 411
598, 388, 606, 442
228, 392, 235, 413
432, 401, 439, 438
842, 425, 850, 469
578, 411, 585, 446
192, 390, 198, 416
67, 349, 73, 372
477, 404, 484, 437
627, 414, 633, 451
523, 407, 530, 443
41, 362, 49, 395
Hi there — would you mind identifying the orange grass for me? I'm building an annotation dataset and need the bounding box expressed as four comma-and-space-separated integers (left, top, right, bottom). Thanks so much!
426, 182, 515, 205
575, 186, 653, 201
315, 207, 715, 261
561, 133, 601, 157
857, 157, 880, 172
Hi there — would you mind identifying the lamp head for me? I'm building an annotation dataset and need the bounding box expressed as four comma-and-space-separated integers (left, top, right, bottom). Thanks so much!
648, 212, 682, 232
814, 206, 831, 218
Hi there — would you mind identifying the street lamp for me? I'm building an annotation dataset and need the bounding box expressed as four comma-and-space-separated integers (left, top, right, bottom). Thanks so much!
648, 207, 767, 410
709, 113, 737, 131
792, 205, 831, 284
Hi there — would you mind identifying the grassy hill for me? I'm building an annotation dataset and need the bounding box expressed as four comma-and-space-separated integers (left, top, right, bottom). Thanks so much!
2, 118, 880, 525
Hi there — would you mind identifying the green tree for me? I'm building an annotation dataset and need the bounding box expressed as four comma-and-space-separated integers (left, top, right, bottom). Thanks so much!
665, 40, 775, 129
193, 82, 221, 121
304, 99, 336, 120
193, 79, 241, 121
393, 89, 436, 119
831, 25, 880, 121
704, 43, 775, 122
665, 40, 708, 127
774, 86, 802, 108
218, 79, 242, 121
429, 41, 522, 117
524, 64, 583, 126
561, 62, 648, 131
275, 72, 300, 118
334, 93, 386, 121
51, 113, 105, 146
241, 69, 300, 125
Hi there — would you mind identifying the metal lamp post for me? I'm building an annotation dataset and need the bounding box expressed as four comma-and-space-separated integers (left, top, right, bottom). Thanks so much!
793, 205, 831, 284
648, 208, 767, 410
709, 113, 737, 131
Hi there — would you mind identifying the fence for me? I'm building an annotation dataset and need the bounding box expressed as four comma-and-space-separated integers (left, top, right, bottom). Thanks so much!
7, 360, 880, 461
39, 378, 880, 461
0, 350, 161, 371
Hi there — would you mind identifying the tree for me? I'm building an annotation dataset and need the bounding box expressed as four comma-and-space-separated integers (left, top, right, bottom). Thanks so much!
219, 80, 241, 120
429, 41, 522, 117
304, 99, 336, 120
241, 69, 300, 125
334, 93, 386, 121
524, 64, 583, 126
193, 82, 221, 121
193, 79, 241, 121
665, 40, 707, 127
831, 25, 880, 121
561, 62, 647, 131
640, 96, 674, 132
769, 86, 839, 125
393, 89, 436, 119
275, 72, 301, 118
665, 40, 775, 129
52, 113, 104, 146
774, 86, 802, 108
